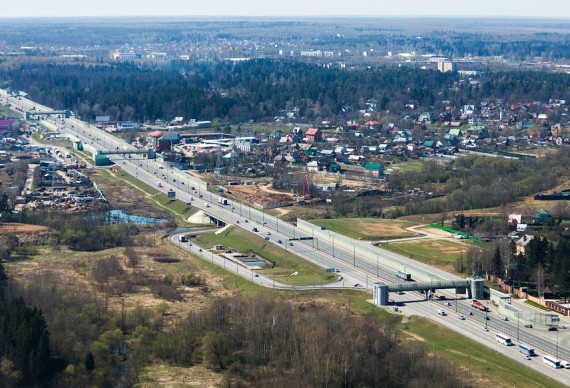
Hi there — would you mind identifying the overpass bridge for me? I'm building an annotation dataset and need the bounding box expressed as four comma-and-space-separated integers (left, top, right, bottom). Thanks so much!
26, 110, 71, 120
373, 278, 484, 306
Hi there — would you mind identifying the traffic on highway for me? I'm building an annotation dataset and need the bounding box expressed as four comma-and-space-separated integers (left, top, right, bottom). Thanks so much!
3, 89, 570, 385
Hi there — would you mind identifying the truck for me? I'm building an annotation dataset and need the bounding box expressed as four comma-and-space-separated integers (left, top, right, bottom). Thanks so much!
437, 309, 446, 316
471, 299, 489, 312
396, 270, 412, 281
218, 198, 228, 205
178, 235, 188, 243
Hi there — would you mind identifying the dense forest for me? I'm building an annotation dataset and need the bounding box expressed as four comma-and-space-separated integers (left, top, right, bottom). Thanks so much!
1, 59, 569, 122
0, 259, 470, 387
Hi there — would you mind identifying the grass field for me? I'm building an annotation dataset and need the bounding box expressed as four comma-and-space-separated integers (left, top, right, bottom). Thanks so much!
195, 226, 337, 286
384, 239, 470, 272
309, 218, 420, 240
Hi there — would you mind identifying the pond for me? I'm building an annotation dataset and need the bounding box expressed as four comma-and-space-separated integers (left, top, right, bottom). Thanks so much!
104, 209, 167, 225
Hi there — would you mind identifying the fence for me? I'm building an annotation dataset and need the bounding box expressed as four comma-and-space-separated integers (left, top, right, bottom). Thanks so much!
486, 274, 570, 317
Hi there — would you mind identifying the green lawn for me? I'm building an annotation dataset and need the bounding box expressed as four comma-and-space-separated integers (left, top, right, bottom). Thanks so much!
384, 239, 468, 266
101, 170, 202, 224
403, 316, 564, 388
310, 218, 419, 240
194, 226, 337, 286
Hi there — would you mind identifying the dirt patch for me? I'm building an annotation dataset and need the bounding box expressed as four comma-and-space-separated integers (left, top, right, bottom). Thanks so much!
0, 223, 52, 233
228, 183, 296, 207
358, 221, 417, 238
0, 222, 56, 246
405, 332, 426, 342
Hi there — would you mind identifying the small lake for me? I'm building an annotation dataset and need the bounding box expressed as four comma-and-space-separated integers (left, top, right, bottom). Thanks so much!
104, 209, 167, 225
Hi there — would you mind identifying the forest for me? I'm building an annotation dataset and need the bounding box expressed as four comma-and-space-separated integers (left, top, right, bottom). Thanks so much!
0, 260, 470, 387
1, 59, 569, 123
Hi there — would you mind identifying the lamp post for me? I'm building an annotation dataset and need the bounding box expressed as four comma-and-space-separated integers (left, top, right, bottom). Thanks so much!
332, 236, 335, 258
353, 244, 356, 267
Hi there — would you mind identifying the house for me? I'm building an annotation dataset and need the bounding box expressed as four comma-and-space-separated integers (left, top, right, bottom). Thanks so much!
516, 235, 535, 256
273, 154, 287, 167
306, 128, 322, 142
346, 120, 359, 130
156, 133, 180, 151
363, 162, 384, 177
448, 128, 463, 137
463, 105, 475, 116
0, 119, 18, 132
306, 160, 320, 172
365, 120, 382, 131
534, 208, 551, 224
348, 155, 365, 164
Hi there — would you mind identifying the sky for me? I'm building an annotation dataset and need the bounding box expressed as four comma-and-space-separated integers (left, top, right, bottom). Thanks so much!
2, 0, 570, 18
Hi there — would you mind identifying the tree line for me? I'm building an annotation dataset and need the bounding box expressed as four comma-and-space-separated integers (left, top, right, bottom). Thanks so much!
2, 59, 569, 123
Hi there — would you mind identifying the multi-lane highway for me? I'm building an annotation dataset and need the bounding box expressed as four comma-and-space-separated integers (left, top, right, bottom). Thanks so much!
3, 90, 570, 384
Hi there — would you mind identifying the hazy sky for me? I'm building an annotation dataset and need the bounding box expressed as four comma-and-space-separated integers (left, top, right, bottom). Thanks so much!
2, 0, 570, 18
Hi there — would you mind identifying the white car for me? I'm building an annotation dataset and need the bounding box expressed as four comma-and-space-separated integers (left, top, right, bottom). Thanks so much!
501, 316, 509, 321
483, 327, 489, 332
458, 315, 465, 320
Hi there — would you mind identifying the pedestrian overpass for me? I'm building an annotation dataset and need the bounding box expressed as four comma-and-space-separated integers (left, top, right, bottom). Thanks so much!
26, 110, 71, 120
373, 278, 485, 306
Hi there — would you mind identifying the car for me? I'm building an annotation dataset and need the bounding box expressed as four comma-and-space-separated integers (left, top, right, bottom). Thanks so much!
266, 232, 271, 235
483, 327, 489, 332
254, 274, 259, 277
354, 284, 364, 289
236, 220, 240, 224
252, 227, 258, 232
458, 315, 465, 320
467, 310, 473, 316
485, 316, 490, 320
524, 324, 533, 328
289, 242, 293, 246
446, 302, 452, 306
548, 326, 558, 331
523, 355, 531, 360
396, 291, 404, 295
263, 221, 267, 225
560, 325, 567, 329
277, 240, 282, 244
501, 316, 509, 321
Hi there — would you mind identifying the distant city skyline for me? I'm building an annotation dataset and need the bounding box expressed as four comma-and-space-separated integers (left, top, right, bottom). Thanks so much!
2, 0, 570, 18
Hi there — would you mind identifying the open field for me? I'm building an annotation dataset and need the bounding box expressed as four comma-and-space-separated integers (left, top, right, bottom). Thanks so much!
384, 239, 472, 273
194, 226, 337, 286
309, 218, 420, 240
2, 226, 559, 387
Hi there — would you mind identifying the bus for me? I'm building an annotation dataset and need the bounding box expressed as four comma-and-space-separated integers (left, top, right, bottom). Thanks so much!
543, 355, 561, 368
518, 343, 535, 356
495, 333, 513, 346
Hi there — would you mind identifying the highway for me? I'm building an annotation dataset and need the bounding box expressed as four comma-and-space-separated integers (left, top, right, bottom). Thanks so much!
3, 90, 570, 384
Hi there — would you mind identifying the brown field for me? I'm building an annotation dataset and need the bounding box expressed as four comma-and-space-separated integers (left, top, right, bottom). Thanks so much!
0, 223, 52, 233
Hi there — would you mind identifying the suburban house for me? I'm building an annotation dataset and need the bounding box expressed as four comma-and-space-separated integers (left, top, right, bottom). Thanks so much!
306, 127, 322, 142
515, 235, 535, 256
